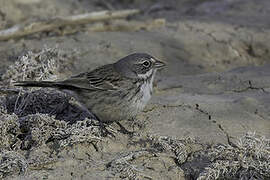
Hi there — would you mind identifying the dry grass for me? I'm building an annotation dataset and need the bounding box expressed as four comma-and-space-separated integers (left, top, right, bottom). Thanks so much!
197, 132, 270, 180
2, 47, 77, 85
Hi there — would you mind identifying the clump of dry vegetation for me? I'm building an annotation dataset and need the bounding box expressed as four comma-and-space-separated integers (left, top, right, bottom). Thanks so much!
0, 150, 27, 179
0, 48, 105, 178
149, 135, 198, 165
2, 47, 77, 85
197, 132, 270, 180
0, 112, 103, 178
0, 112, 20, 150
0, 94, 104, 178
0, 47, 91, 121
180, 132, 270, 180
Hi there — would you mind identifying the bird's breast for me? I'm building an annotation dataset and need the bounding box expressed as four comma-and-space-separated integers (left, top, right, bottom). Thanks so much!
139, 81, 152, 105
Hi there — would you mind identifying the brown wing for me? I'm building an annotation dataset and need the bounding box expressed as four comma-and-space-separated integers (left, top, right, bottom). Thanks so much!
59, 64, 122, 91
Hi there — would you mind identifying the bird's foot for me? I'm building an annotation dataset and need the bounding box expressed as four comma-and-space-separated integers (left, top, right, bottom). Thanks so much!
116, 122, 134, 137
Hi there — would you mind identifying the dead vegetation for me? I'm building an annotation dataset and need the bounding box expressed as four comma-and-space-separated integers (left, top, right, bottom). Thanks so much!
2, 47, 77, 85
203, 133, 269, 179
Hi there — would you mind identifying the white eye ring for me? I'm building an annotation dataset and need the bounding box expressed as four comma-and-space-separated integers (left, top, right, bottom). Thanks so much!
142, 60, 151, 67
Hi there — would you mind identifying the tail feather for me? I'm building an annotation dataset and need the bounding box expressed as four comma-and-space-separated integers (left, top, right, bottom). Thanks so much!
14, 80, 90, 91
14, 81, 63, 88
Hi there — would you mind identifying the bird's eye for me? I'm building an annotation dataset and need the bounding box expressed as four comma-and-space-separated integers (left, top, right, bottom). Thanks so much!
142, 61, 151, 67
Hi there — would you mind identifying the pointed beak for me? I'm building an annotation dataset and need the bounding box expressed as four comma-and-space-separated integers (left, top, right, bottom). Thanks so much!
154, 59, 166, 69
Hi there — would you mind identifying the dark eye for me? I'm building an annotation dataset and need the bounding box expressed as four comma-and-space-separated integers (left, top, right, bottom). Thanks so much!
142, 61, 151, 67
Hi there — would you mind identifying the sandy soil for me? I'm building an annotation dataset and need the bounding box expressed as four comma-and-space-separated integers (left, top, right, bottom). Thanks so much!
0, 0, 269, 179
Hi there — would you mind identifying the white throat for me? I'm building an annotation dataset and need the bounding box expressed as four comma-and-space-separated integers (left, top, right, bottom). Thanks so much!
134, 69, 157, 111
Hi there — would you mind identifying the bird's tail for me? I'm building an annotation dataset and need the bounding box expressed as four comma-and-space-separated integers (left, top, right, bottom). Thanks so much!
14, 81, 61, 88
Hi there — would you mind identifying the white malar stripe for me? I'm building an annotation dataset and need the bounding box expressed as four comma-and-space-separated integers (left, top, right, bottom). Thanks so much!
137, 69, 153, 80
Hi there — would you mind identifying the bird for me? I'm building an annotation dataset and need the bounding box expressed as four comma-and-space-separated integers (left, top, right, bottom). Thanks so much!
14, 53, 166, 123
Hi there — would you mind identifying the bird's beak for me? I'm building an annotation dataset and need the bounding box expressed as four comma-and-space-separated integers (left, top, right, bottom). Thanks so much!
154, 59, 166, 69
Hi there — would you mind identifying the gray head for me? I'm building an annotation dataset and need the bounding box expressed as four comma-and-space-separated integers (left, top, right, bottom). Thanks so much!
114, 53, 166, 79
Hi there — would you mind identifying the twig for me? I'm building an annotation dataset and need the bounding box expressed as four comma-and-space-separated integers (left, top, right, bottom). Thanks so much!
86, 18, 165, 33
0, 9, 140, 41
54, 18, 165, 36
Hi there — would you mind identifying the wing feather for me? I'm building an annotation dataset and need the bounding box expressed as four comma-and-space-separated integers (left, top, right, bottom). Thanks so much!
59, 64, 121, 91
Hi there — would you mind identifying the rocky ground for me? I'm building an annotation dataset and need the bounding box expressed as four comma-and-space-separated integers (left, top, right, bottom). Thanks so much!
0, 0, 269, 179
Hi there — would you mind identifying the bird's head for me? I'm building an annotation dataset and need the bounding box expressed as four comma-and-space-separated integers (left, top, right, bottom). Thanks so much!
114, 53, 166, 80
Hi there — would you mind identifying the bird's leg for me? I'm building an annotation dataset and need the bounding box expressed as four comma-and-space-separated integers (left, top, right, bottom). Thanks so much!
116, 121, 134, 136
96, 119, 116, 138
